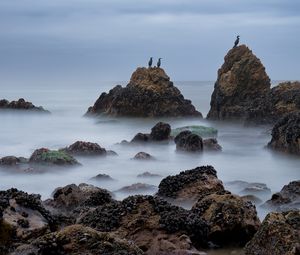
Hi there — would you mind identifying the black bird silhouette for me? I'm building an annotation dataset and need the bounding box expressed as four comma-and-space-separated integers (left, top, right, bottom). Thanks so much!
148, 57, 153, 68
233, 35, 240, 48
157, 58, 162, 68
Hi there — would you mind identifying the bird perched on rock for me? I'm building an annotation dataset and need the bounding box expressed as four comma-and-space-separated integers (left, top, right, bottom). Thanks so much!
148, 57, 153, 68
233, 35, 240, 48
157, 58, 162, 68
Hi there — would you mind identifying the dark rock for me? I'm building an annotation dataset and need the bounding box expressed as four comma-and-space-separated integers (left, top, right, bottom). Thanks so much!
157, 166, 225, 203
207, 45, 271, 121
203, 138, 222, 151
79, 195, 209, 253
60, 141, 107, 156
244, 210, 300, 255
137, 172, 162, 178
29, 148, 79, 166
0, 156, 22, 166
174, 131, 203, 152
116, 183, 156, 194
12, 224, 143, 255
192, 192, 261, 246
86, 67, 202, 117
150, 122, 171, 141
133, 152, 154, 160
0, 98, 49, 113
131, 133, 150, 143
90, 174, 114, 182
263, 180, 300, 211
267, 112, 300, 155
106, 150, 118, 156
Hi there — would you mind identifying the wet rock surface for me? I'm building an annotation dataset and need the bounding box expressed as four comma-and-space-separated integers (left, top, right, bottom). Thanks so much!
174, 131, 203, 152
86, 67, 202, 117
244, 210, 300, 255
192, 192, 261, 246
29, 148, 79, 166
267, 112, 300, 155
0, 98, 49, 113
207, 45, 271, 121
263, 180, 300, 211
157, 166, 225, 203
60, 141, 107, 156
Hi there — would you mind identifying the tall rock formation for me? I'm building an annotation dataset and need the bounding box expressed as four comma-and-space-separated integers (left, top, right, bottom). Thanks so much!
86, 67, 202, 117
207, 45, 271, 121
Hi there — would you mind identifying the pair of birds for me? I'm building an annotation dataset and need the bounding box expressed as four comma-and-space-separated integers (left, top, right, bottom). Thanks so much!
148, 57, 162, 68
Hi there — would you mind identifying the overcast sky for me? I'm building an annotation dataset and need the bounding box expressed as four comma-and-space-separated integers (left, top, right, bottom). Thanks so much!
0, 0, 299, 84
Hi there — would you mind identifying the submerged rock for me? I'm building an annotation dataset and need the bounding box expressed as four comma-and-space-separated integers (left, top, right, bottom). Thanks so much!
60, 141, 107, 156
90, 173, 114, 182
86, 67, 202, 117
203, 138, 222, 151
171, 125, 218, 138
137, 172, 162, 178
157, 166, 225, 203
12, 224, 143, 255
207, 45, 270, 121
79, 195, 209, 253
244, 210, 300, 255
174, 131, 203, 152
133, 152, 154, 160
29, 148, 79, 166
0, 98, 49, 113
267, 112, 300, 155
263, 180, 300, 211
192, 192, 261, 246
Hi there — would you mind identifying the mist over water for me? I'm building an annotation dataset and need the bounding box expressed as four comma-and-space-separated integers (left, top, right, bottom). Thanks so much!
0, 80, 299, 220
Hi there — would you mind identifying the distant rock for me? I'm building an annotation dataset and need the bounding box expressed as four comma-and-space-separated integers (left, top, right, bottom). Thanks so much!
263, 180, 300, 211
267, 112, 300, 155
137, 171, 162, 178
203, 138, 222, 151
171, 125, 218, 138
133, 152, 154, 160
0, 156, 28, 166
157, 166, 225, 203
207, 45, 270, 121
29, 148, 79, 166
192, 192, 261, 246
115, 183, 156, 194
0, 98, 49, 113
86, 67, 202, 117
90, 173, 114, 182
60, 141, 107, 156
244, 210, 300, 255
174, 131, 203, 152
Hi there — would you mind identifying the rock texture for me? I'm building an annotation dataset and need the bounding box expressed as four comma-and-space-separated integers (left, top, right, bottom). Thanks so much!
192, 192, 261, 246
244, 210, 300, 255
157, 166, 225, 203
263, 180, 300, 211
207, 45, 270, 121
60, 141, 107, 156
0, 98, 49, 113
267, 112, 300, 155
86, 67, 202, 117
174, 131, 203, 152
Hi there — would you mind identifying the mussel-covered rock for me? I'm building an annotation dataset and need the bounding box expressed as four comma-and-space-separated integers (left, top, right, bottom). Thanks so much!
174, 131, 203, 152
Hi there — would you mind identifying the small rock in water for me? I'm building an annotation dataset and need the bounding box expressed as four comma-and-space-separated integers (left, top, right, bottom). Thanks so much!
133, 152, 154, 160
203, 138, 222, 151
137, 171, 162, 178
90, 174, 114, 182
174, 131, 203, 152
60, 141, 107, 156
116, 183, 156, 194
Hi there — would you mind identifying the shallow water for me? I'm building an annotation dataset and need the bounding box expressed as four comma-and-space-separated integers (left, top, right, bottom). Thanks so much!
0, 80, 299, 222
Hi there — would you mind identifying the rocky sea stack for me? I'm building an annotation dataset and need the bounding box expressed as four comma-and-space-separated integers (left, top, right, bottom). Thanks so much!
86, 67, 202, 117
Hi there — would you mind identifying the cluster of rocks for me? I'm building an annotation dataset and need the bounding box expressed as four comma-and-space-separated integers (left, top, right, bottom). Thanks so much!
0, 166, 299, 254
86, 67, 202, 117
0, 98, 49, 113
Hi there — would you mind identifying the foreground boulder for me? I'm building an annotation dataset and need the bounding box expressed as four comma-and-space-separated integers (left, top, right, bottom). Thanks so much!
174, 131, 203, 152
244, 210, 300, 255
60, 141, 107, 156
267, 112, 300, 155
207, 45, 270, 121
0, 98, 49, 113
12, 224, 143, 255
192, 192, 261, 246
263, 180, 300, 212
86, 67, 202, 117
79, 195, 209, 254
29, 148, 79, 166
157, 166, 225, 204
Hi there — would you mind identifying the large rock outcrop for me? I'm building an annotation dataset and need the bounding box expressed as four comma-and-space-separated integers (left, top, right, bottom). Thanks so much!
0, 98, 49, 113
86, 67, 202, 117
207, 45, 271, 121
244, 210, 300, 255
267, 112, 300, 155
